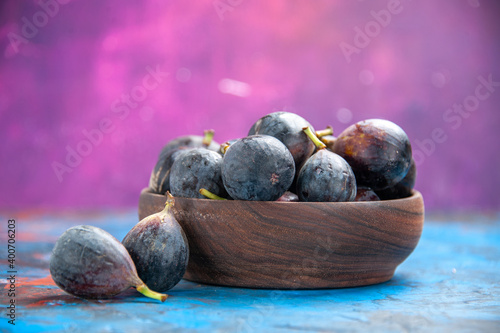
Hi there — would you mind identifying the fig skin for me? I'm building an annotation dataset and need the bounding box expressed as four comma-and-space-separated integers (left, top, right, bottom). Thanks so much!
354, 187, 380, 201
332, 119, 412, 191
49, 225, 166, 301
376, 158, 416, 200
222, 135, 295, 201
149, 148, 188, 195
276, 191, 299, 202
296, 127, 357, 202
157, 134, 220, 160
169, 148, 228, 199
123, 196, 189, 292
248, 112, 315, 175
296, 149, 357, 202
150, 131, 220, 194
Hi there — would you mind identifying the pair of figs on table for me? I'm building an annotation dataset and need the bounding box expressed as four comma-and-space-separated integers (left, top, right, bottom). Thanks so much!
149, 111, 416, 203
49, 194, 188, 302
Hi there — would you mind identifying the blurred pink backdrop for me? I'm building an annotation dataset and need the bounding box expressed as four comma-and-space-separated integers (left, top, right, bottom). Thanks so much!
1, 0, 499, 211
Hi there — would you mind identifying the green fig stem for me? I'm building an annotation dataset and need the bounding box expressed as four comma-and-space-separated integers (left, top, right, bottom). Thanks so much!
136, 283, 167, 302
199, 188, 227, 200
303, 127, 326, 150
202, 129, 215, 147
320, 136, 336, 146
315, 126, 333, 138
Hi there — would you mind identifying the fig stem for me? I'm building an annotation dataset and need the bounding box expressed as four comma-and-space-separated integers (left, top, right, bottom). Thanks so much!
166, 191, 175, 205
136, 283, 168, 302
320, 136, 336, 145
199, 188, 227, 200
202, 129, 215, 147
315, 126, 333, 138
161, 192, 175, 214
220, 142, 230, 155
303, 127, 326, 150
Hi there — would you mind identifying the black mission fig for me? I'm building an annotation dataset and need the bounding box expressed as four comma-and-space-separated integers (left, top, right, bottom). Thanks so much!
169, 148, 228, 199
296, 127, 357, 202
222, 135, 295, 201
149, 130, 219, 195
50, 225, 166, 301
248, 112, 315, 179
332, 119, 412, 191
122, 193, 189, 292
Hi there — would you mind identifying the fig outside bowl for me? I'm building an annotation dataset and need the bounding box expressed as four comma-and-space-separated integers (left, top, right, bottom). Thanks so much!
138, 188, 424, 289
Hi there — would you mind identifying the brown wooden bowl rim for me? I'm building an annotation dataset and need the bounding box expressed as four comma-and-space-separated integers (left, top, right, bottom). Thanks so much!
141, 188, 423, 206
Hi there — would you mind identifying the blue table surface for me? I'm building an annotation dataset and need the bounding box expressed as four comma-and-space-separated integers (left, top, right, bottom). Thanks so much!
0, 211, 499, 333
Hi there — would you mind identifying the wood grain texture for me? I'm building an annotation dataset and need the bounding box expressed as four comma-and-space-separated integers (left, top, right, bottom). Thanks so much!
139, 188, 424, 289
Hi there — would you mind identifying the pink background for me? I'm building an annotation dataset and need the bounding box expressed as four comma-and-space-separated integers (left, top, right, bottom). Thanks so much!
1, 0, 499, 211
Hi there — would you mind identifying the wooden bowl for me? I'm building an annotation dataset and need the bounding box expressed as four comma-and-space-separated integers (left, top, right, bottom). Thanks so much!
139, 188, 424, 289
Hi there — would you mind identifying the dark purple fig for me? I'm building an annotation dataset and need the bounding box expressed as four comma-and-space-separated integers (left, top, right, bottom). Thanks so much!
332, 119, 412, 191
169, 148, 228, 199
222, 135, 295, 201
354, 187, 380, 201
276, 191, 299, 202
376, 158, 416, 200
149, 130, 219, 194
49, 225, 166, 301
149, 149, 187, 195
248, 112, 315, 176
157, 130, 220, 160
122, 194, 189, 292
296, 127, 357, 202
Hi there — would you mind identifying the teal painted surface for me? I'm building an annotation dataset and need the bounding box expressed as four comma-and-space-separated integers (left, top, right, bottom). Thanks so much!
1, 212, 499, 332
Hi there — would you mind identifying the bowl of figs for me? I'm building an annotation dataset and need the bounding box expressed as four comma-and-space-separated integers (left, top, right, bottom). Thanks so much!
139, 112, 424, 289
